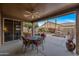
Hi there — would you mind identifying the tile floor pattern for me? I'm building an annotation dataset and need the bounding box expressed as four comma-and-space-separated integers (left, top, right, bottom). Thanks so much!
0, 34, 77, 56
37, 34, 76, 56
20, 34, 77, 56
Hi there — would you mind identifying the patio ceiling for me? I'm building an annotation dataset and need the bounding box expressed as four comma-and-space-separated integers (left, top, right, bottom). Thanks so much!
1, 3, 79, 22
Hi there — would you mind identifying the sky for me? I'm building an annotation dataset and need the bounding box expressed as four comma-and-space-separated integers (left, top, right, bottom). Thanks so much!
37, 13, 76, 26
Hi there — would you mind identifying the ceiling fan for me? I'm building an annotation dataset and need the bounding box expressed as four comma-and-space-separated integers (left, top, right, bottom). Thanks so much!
24, 9, 40, 19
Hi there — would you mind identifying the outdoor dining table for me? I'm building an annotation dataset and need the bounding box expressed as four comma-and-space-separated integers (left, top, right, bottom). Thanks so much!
30, 35, 42, 40
24, 35, 43, 46
22, 34, 44, 52
24, 35, 43, 51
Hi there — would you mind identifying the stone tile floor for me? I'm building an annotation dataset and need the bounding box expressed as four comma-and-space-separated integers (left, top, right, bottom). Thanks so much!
37, 34, 76, 56
18, 34, 77, 56
0, 34, 77, 56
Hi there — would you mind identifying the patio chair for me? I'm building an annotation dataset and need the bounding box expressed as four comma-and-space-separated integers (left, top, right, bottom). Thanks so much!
41, 33, 46, 42
32, 40, 42, 53
22, 36, 27, 48
22, 36, 32, 49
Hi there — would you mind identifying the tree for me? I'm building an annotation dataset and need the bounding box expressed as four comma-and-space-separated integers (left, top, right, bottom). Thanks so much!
34, 23, 39, 29
24, 22, 39, 32
38, 28, 46, 32
24, 22, 32, 32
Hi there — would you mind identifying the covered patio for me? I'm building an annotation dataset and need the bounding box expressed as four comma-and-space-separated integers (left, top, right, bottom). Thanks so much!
0, 3, 79, 56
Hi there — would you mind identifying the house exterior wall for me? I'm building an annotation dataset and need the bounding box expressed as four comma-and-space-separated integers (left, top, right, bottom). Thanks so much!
60, 25, 76, 35
40, 22, 61, 30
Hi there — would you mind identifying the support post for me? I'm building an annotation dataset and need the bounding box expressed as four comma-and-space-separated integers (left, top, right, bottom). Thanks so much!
0, 5, 4, 46
21, 21, 23, 37
32, 22, 34, 37
55, 18, 57, 34
0, 7, 1, 46
76, 9, 79, 54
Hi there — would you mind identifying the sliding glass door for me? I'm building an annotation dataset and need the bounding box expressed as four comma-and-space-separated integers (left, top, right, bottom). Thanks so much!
4, 19, 21, 42
4, 19, 13, 42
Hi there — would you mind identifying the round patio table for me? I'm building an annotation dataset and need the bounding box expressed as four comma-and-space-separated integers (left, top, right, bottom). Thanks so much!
23, 35, 44, 52
27, 35, 43, 48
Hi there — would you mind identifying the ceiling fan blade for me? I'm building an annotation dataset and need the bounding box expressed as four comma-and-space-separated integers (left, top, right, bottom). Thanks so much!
24, 14, 31, 17
25, 11, 32, 15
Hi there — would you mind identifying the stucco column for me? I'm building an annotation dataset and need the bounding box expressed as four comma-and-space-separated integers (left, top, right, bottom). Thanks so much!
21, 21, 23, 37
55, 18, 57, 34
0, 9, 1, 46
76, 9, 79, 54
31, 22, 34, 36
0, 7, 3, 46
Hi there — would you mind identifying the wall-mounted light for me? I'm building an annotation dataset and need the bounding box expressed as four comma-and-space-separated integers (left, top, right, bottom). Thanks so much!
3, 26, 8, 32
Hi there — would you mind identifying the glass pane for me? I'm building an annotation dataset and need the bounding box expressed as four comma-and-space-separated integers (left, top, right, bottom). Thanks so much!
14, 21, 21, 40
4, 19, 13, 42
